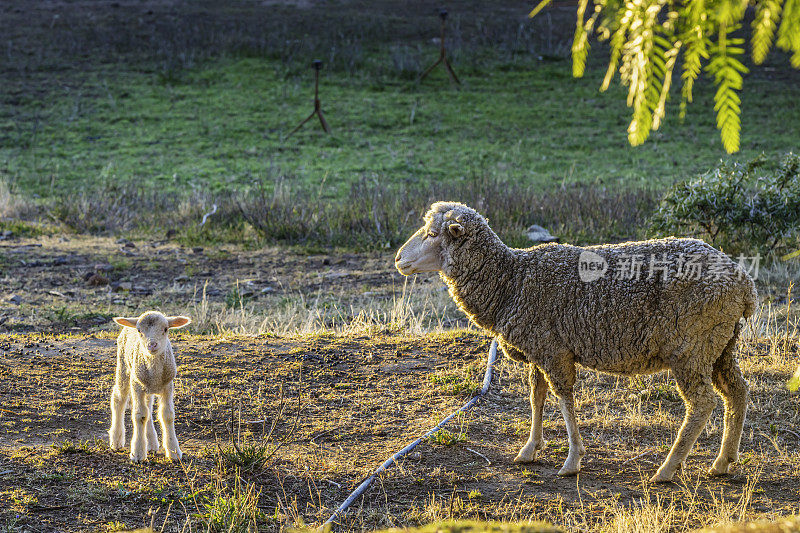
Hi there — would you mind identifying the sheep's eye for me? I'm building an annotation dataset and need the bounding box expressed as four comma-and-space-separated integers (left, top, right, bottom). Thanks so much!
427, 230, 438, 238
164, 327, 168, 333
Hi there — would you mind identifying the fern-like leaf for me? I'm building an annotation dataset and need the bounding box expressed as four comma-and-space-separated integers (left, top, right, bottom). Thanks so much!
777, 0, 800, 51
706, 25, 749, 153
653, 37, 682, 129
678, 0, 711, 120
752, 0, 782, 63
572, 0, 591, 77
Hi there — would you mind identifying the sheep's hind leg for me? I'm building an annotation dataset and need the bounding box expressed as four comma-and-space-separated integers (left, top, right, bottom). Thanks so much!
146, 394, 160, 452
158, 382, 182, 461
108, 381, 129, 451
651, 370, 716, 483
709, 331, 748, 476
514, 365, 548, 463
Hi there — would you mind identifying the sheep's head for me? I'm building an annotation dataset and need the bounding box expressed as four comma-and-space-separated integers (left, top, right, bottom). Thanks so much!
113, 311, 191, 354
395, 202, 486, 275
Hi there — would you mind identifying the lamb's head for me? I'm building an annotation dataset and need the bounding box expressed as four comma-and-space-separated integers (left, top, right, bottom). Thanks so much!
113, 311, 191, 354
395, 201, 488, 276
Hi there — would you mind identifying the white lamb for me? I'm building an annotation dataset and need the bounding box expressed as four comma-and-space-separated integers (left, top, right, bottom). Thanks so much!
109, 311, 191, 463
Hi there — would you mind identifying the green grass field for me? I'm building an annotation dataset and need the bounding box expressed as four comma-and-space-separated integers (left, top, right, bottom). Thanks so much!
2, 3, 800, 205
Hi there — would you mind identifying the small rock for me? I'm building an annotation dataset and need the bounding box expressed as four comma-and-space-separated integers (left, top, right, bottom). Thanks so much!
94, 263, 113, 273
174, 275, 189, 282
87, 273, 109, 287
165, 229, 177, 239
7, 294, 22, 305
192, 247, 204, 254
526, 224, 559, 243
52, 257, 69, 266
115, 238, 130, 245
260, 287, 275, 294
0, 230, 12, 240
123, 241, 136, 249
322, 258, 330, 265
112, 281, 132, 292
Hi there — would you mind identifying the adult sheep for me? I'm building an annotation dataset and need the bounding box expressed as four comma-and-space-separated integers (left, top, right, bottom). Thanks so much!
395, 201, 757, 482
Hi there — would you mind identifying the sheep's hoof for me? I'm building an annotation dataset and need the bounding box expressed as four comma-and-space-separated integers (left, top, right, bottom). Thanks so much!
708, 460, 731, 476
514, 440, 545, 463
649, 471, 674, 483
557, 464, 580, 476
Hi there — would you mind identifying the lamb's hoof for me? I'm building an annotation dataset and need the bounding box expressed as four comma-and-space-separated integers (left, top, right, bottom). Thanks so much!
109, 430, 124, 451
165, 449, 183, 462
147, 441, 160, 453
129, 452, 147, 463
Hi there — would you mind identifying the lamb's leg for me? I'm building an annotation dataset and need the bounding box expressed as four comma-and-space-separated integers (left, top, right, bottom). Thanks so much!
108, 379, 129, 451
158, 382, 182, 461
651, 370, 717, 482
709, 335, 748, 476
129, 386, 149, 463
548, 364, 584, 476
146, 394, 159, 452
514, 364, 548, 463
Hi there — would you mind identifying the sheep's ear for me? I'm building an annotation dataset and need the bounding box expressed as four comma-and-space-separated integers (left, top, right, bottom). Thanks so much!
448, 223, 465, 238
167, 316, 191, 329
113, 317, 138, 328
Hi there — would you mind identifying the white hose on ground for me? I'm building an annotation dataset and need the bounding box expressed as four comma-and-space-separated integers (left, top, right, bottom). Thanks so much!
319, 338, 500, 530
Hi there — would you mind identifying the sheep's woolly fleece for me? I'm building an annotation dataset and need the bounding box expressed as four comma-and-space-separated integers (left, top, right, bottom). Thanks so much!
421, 202, 756, 377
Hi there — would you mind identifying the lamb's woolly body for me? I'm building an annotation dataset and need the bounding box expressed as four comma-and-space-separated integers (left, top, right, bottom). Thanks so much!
399, 201, 757, 481
109, 311, 188, 463
116, 325, 177, 395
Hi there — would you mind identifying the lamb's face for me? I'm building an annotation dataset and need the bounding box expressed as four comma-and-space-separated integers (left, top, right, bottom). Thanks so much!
395, 202, 468, 275
113, 312, 191, 354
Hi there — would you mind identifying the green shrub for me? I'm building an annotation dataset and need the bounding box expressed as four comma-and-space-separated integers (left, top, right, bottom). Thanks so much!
650, 153, 800, 258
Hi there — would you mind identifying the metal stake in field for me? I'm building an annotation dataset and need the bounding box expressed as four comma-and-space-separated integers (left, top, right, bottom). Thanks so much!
286, 59, 331, 138
419, 9, 460, 85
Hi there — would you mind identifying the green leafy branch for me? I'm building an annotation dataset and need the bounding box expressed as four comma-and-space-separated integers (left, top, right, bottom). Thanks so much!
530, 0, 800, 153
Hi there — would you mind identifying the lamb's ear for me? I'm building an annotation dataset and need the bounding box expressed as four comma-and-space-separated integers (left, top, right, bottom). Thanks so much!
448, 223, 465, 238
113, 317, 138, 328
167, 316, 192, 329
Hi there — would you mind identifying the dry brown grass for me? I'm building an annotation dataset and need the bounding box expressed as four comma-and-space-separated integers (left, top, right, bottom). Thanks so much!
0, 319, 797, 532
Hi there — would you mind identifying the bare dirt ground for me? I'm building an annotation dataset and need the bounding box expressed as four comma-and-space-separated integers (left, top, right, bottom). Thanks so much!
0, 235, 440, 335
0, 327, 798, 531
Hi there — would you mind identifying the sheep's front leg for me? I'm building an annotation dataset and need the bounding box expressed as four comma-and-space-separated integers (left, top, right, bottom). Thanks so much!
548, 363, 585, 476
108, 379, 129, 451
514, 364, 548, 463
129, 386, 149, 463
158, 382, 182, 461
556, 394, 585, 475
146, 395, 159, 452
